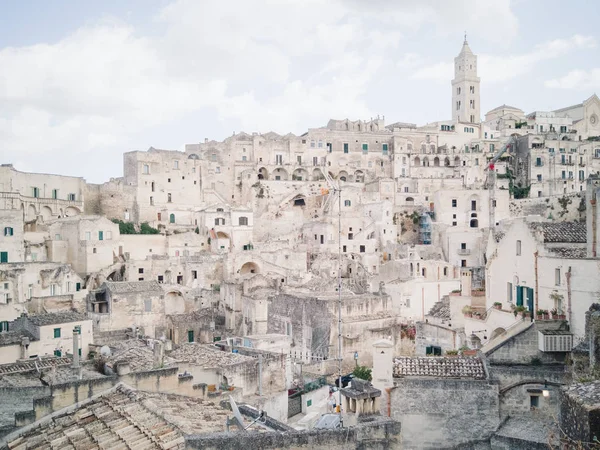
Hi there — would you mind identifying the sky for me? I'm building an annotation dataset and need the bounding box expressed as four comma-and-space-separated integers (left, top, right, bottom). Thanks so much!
0, 0, 599, 183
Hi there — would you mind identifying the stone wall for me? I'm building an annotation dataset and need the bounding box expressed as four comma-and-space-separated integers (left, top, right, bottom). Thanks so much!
560, 382, 600, 446
390, 378, 500, 449
415, 322, 457, 355
485, 321, 568, 365
0, 385, 49, 431
509, 192, 584, 221
185, 415, 402, 449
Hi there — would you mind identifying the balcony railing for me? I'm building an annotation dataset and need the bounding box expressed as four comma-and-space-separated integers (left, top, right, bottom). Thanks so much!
457, 249, 471, 255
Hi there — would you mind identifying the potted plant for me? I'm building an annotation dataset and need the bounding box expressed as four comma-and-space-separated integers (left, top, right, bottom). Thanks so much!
445, 350, 459, 357
462, 305, 473, 317
550, 308, 558, 319
451, 289, 462, 296
493, 302, 502, 310
515, 305, 527, 318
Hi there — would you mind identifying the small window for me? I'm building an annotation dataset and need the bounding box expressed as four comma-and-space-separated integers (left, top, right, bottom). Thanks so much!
143, 164, 150, 174
68, 193, 76, 201
53, 328, 61, 338
93, 248, 97, 254
452, 199, 457, 208
192, 270, 197, 279
344, 143, 349, 154
54, 350, 62, 357
555, 268, 561, 286
98, 231, 103, 241
382, 143, 388, 155
168, 193, 172, 203
344, 200, 351, 207
461, 243, 466, 250
516, 240, 522, 256
52, 189, 58, 199
138, 268, 144, 274
362, 143, 368, 154
530, 395, 539, 409
174, 160, 179, 169
360, 245, 365, 253
238, 216, 248, 226
4, 227, 13, 237
461, 260, 467, 267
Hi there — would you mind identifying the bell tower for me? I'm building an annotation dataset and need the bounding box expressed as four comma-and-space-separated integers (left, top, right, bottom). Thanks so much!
451, 34, 480, 123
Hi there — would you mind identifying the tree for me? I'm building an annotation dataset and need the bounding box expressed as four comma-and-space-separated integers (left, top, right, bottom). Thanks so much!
352, 365, 372, 381
111, 219, 136, 234
140, 222, 160, 234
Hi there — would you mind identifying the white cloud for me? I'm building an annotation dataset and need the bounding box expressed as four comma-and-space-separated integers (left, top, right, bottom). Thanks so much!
411, 34, 597, 83
545, 69, 600, 90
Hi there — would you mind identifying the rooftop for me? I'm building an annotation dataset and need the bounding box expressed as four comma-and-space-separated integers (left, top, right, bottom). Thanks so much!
0, 329, 36, 346
104, 281, 163, 294
393, 356, 486, 379
168, 344, 255, 368
547, 246, 588, 259
0, 356, 71, 376
108, 339, 176, 372
26, 311, 89, 327
3, 384, 233, 449
563, 381, 600, 407
528, 221, 586, 243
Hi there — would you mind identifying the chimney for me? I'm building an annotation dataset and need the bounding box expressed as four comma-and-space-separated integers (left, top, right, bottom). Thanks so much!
153, 340, 164, 368
20, 336, 30, 359
72, 327, 80, 369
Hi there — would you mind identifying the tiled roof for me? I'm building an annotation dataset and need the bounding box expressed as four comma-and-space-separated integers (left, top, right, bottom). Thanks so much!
547, 247, 587, 258
3, 384, 233, 449
104, 281, 163, 294
528, 222, 586, 243
427, 298, 450, 319
393, 356, 486, 379
27, 311, 89, 326
0, 357, 71, 376
169, 344, 254, 368
108, 339, 176, 372
0, 329, 36, 346
167, 309, 213, 324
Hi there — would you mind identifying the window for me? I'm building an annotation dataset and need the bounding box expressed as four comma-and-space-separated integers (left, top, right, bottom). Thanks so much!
461, 243, 466, 250
561, 170, 566, 180
150, 196, 154, 205
343, 245, 347, 252
52, 189, 58, 199
32, 187, 39, 198
297, 155, 302, 165
310, 140, 315, 148
143, 164, 150, 174
85, 231, 91, 241
242, 155, 247, 161
93, 248, 97, 254
192, 270, 197, 279
105, 231, 112, 240
174, 160, 179, 169
443, 267, 448, 276
348, 233, 353, 240
452, 199, 457, 208
68, 193, 76, 201
471, 200, 477, 211
516, 240, 521, 256
452, 221, 457, 226
555, 268, 561, 286
216, 166, 221, 173
238, 216, 248, 226
54, 350, 61, 357
4, 227, 13, 236
362, 143, 368, 154
461, 260, 467, 267
470, 86, 474, 94
158, 275, 164, 283
318, 140, 323, 148
360, 245, 365, 253
530, 395, 539, 409
507, 282, 513, 302
537, 174, 542, 182
0, 321, 9, 332
53, 328, 61, 338
275, 154, 283, 165
138, 268, 144, 274
490, 144, 495, 152
170, 213, 175, 224
168, 193, 172, 203
382, 143, 388, 155
98, 231, 103, 241
344, 200, 351, 207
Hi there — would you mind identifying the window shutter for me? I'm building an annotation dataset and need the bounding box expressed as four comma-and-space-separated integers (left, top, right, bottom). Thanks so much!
516, 286, 523, 307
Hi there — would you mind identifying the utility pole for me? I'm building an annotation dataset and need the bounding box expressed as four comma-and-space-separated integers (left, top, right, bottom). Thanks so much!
337, 182, 343, 426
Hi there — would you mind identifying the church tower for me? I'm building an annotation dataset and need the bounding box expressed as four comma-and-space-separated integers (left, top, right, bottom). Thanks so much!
451, 35, 480, 123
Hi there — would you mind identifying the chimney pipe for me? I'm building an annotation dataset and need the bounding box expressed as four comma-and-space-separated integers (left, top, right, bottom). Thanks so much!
72, 327, 80, 369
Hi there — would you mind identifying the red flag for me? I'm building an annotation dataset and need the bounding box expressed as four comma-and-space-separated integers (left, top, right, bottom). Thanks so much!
489, 163, 495, 171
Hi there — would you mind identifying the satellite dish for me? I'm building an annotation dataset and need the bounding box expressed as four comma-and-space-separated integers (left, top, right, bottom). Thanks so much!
100, 346, 111, 357
227, 396, 246, 431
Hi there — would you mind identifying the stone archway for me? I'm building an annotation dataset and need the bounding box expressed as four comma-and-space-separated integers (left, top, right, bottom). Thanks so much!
65, 206, 81, 217
240, 262, 260, 275
165, 291, 186, 315
27, 204, 37, 221
41, 206, 53, 221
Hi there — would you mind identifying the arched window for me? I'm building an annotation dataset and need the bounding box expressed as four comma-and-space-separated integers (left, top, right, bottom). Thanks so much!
443, 267, 448, 276
470, 219, 479, 228
169, 214, 175, 224
238, 216, 248, 226
344, 200, 351, 207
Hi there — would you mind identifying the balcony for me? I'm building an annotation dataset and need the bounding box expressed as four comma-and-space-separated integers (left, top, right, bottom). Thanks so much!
457, 249, 471, 255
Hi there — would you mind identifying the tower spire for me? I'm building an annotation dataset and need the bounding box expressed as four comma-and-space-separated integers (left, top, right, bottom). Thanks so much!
464, 31, 467, 43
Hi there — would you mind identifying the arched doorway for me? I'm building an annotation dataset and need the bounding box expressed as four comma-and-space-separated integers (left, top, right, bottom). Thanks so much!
240, 262, 260, 275
65, 206, 80, 217
292, 168, 308, 181
354, 170, 364, 183
433, 157, 440, 167
338, 170, 348, 182
312, 169, 324, 181
170, 213, 175, 224
165, 291, 186, 315
258, 167, 269, 180
41, 206, 53, 221
272, 168, 288, 181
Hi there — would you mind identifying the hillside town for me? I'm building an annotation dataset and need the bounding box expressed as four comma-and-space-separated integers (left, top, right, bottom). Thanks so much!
1, 38, 600, 449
